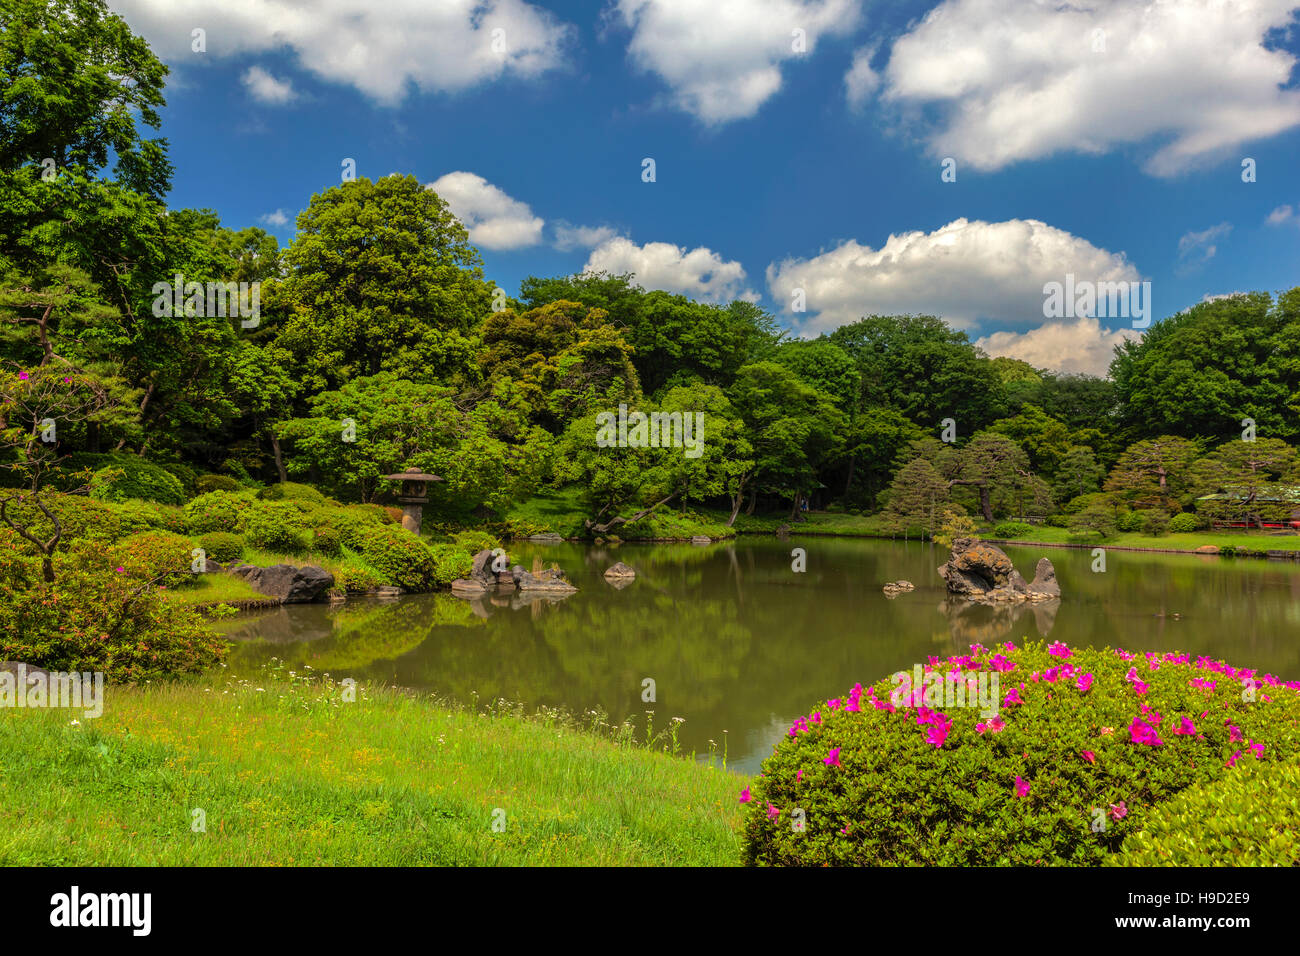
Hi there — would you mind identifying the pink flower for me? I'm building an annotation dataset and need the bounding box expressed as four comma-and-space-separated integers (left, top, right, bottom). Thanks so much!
18, 371, 29, 381
987, 653, 1016, 672
739, 788, 752, 803
1002, 687, 1023, 708
987, 716, 1005, 733
115, 566, 125, 573
1081, 750, 1096, 764
767, 803, 780, 820
1128, 716, 1163, 746
1076, 672, 1094, 693
925, 722, 950, 749
1225, 750, 1242, 768
1048, 641, 1072, 659
795, 769, 803, 782
1013, 776, 1030, 798
823, 747, 842, 768
1109, 801, 1128, 821
1173, 716, 1197, 736
1228, 724, 1243, 743
1249, 740, 1264, 758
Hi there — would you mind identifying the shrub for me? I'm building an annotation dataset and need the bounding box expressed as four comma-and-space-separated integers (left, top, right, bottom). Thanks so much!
87, 458, 186, 505
452, 530, 503, 554
428, 543, 473, 585
383, 505, 405, 525
183, 490, 256, 535
333, 551, 388, 593
196, 474, 242, 494
198, 531, 245, 563
315, 506, 390, 550
311, 526, 342, 557
993, 521, 1034, 538
1116, 510, 1145, 533
158, 462, 198, 497
740, 641, 1300, 866
0, 540, 226, 680
259, 481, 327, 504
1141, 509, 1171, 537
1046, 514, 1071, 528
353, 525, 443, 591
111, 531, 197, 583
2, 494, 127, 545
1168, 512, 1200, 534
1109, 763, 1300, 866
242, 501, 310, 554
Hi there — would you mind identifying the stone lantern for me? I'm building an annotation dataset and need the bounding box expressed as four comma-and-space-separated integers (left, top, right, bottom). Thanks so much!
383, 467, 442, 535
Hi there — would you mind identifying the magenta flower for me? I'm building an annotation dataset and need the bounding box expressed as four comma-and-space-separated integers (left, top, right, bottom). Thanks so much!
115, 566, 125, 573
1048, 641, 1072, 659
1002, 687, 1023, 708
1225, 750, 1242, 768
824, 747, 842, 768
739, 787, 752, 803
1173, 716, 1197, 736
988, 653, 1016, 672
1128, 716, 1163, 746
767, 803, 780, 820
18, 371, 29, 381
1076, 672, 1094, 693
1081, 750, 1096, 764
1228, 724, 1243, 743
1248, 740, 1264, 758
925, 722, 950, 749
1109, 801, 1128, 821
1013, 776, 1030, 798
796, 769, 803, 782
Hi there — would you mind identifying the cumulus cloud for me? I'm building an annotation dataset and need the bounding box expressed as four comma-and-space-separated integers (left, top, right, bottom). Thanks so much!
610, 0, 863, 123
258, 209, 291, 227
552, 222, 623, 251
1266, 204, 1296, 226
879, 0, 1300, 175
108, 0, 572, 103
975, 318, 1138, 377
1176, 222, 1231, 273
427, 172, 545, 251
765, 217, 1139, 333
584, 237, 756, 302
241, 66, 296, 104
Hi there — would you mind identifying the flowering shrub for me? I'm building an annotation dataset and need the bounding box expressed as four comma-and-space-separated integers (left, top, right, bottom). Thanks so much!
0, 540, 226, 680
311, 526, 342, 557
1109, 762, 1300, 866
110, 531, 196, 583
182, 490, 256, 535
741, 641, 1300, 866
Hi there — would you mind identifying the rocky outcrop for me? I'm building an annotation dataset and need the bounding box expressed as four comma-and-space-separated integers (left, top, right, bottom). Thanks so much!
690, 535, 712, 545
229, 563, 334, 603
604, 562, 636, 580
937, 538, 1059, 603
511, 563, 577, 592
882, 580, 914, 597
452, 549, 578, 597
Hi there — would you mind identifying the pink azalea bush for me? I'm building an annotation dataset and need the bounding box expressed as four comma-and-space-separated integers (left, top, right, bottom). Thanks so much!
741, 641, 1300, 866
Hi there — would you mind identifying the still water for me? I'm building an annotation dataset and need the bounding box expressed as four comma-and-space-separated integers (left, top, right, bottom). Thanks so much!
217, 538, 1300, 774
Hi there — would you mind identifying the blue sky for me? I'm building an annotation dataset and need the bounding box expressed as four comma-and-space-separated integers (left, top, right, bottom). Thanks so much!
108, 0, 1300, 374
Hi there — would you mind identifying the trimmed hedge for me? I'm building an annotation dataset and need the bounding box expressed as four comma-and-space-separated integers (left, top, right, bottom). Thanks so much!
182, 490, 256, 535
259, 481, 328, 504
195, 474, 242, 494
242, 501, 310, 554
993, 521, 1033, 538
87, 458, 186, 505
1168, 512, 1200, 534
111, 531, 197, 583
198, 531, 245, 562
1110, 762, 1300, 866
741, 641, 1300, 866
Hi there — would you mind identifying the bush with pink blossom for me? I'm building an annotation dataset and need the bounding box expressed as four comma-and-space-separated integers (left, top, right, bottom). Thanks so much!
741, 641, 1300, 866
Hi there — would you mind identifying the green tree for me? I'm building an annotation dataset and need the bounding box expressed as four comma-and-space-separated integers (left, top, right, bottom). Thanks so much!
1104, 436, 1202, 511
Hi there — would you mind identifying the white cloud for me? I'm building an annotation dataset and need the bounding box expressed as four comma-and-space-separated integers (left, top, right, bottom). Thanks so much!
844, 45, 880, 110
241, 66, 296, 104
880, 0, 1300, 176
584, 237, 756, 302
1176, 222, 1231, 272
552, 222, 623, 251
108, 0, 572, 104
258, 209, 291, 227
427, 172, 545, 251
1266, 204, 1295, 225
975, 318, 1138, 377
611, 0, 863, 123
766, 217, 1139, 333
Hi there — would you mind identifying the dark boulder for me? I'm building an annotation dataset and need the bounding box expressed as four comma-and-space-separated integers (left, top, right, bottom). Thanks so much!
229, 563, 334, 603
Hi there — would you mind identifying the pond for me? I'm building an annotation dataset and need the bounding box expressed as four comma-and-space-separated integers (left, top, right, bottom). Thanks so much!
217, 537, 1300, 774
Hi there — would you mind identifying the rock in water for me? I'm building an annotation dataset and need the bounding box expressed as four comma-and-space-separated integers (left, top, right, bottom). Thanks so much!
604, 562, 636, 580
1028, 557, 1060, 597
229, 563, 334, 603
881, 580, 915, 597
937, 538, 1060, 603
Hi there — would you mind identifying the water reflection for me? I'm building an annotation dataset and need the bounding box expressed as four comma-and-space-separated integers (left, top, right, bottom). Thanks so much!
218, 538, 1300, 774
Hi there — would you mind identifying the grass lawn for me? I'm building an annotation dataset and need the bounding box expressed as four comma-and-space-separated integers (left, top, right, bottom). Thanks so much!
162, 573, 272, 607
0, 669, 749, 866
987, 526, 1300, 552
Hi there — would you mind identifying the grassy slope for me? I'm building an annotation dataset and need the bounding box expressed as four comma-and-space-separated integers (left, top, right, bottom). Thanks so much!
0, 673, 749, 866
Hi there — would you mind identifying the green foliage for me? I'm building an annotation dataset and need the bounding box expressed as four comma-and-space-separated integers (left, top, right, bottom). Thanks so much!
88, 458, 185, 505
198, 531, 244, 562
427, 543, 474, 586
195, 474, 242, 494
1116, 510, 1145, 533
741, 641, 1300, 866
242, 501, 310, 554
110, 531, 194, 583
182, 490, 255, 535
993, 521, 1034, 538
352, 525, 441, 591
1168, 512, 1200, 534
452, 530, 502, 554
1141, 509, 1171, 537
1111, 763, 1300, 866
311, 526, 342, 558
934, 508, 978, 549
259, 481, 327, 504
332, 550, 389, 594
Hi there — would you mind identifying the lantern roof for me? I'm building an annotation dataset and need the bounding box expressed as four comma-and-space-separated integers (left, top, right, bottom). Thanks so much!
383, 467, 442, 482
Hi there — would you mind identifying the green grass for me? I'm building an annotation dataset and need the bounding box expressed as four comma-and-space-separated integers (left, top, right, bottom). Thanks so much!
163, 573, 272, 607
981, 525, 1300, 552
504, 488, 736, 540
0, 669, 749, 866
